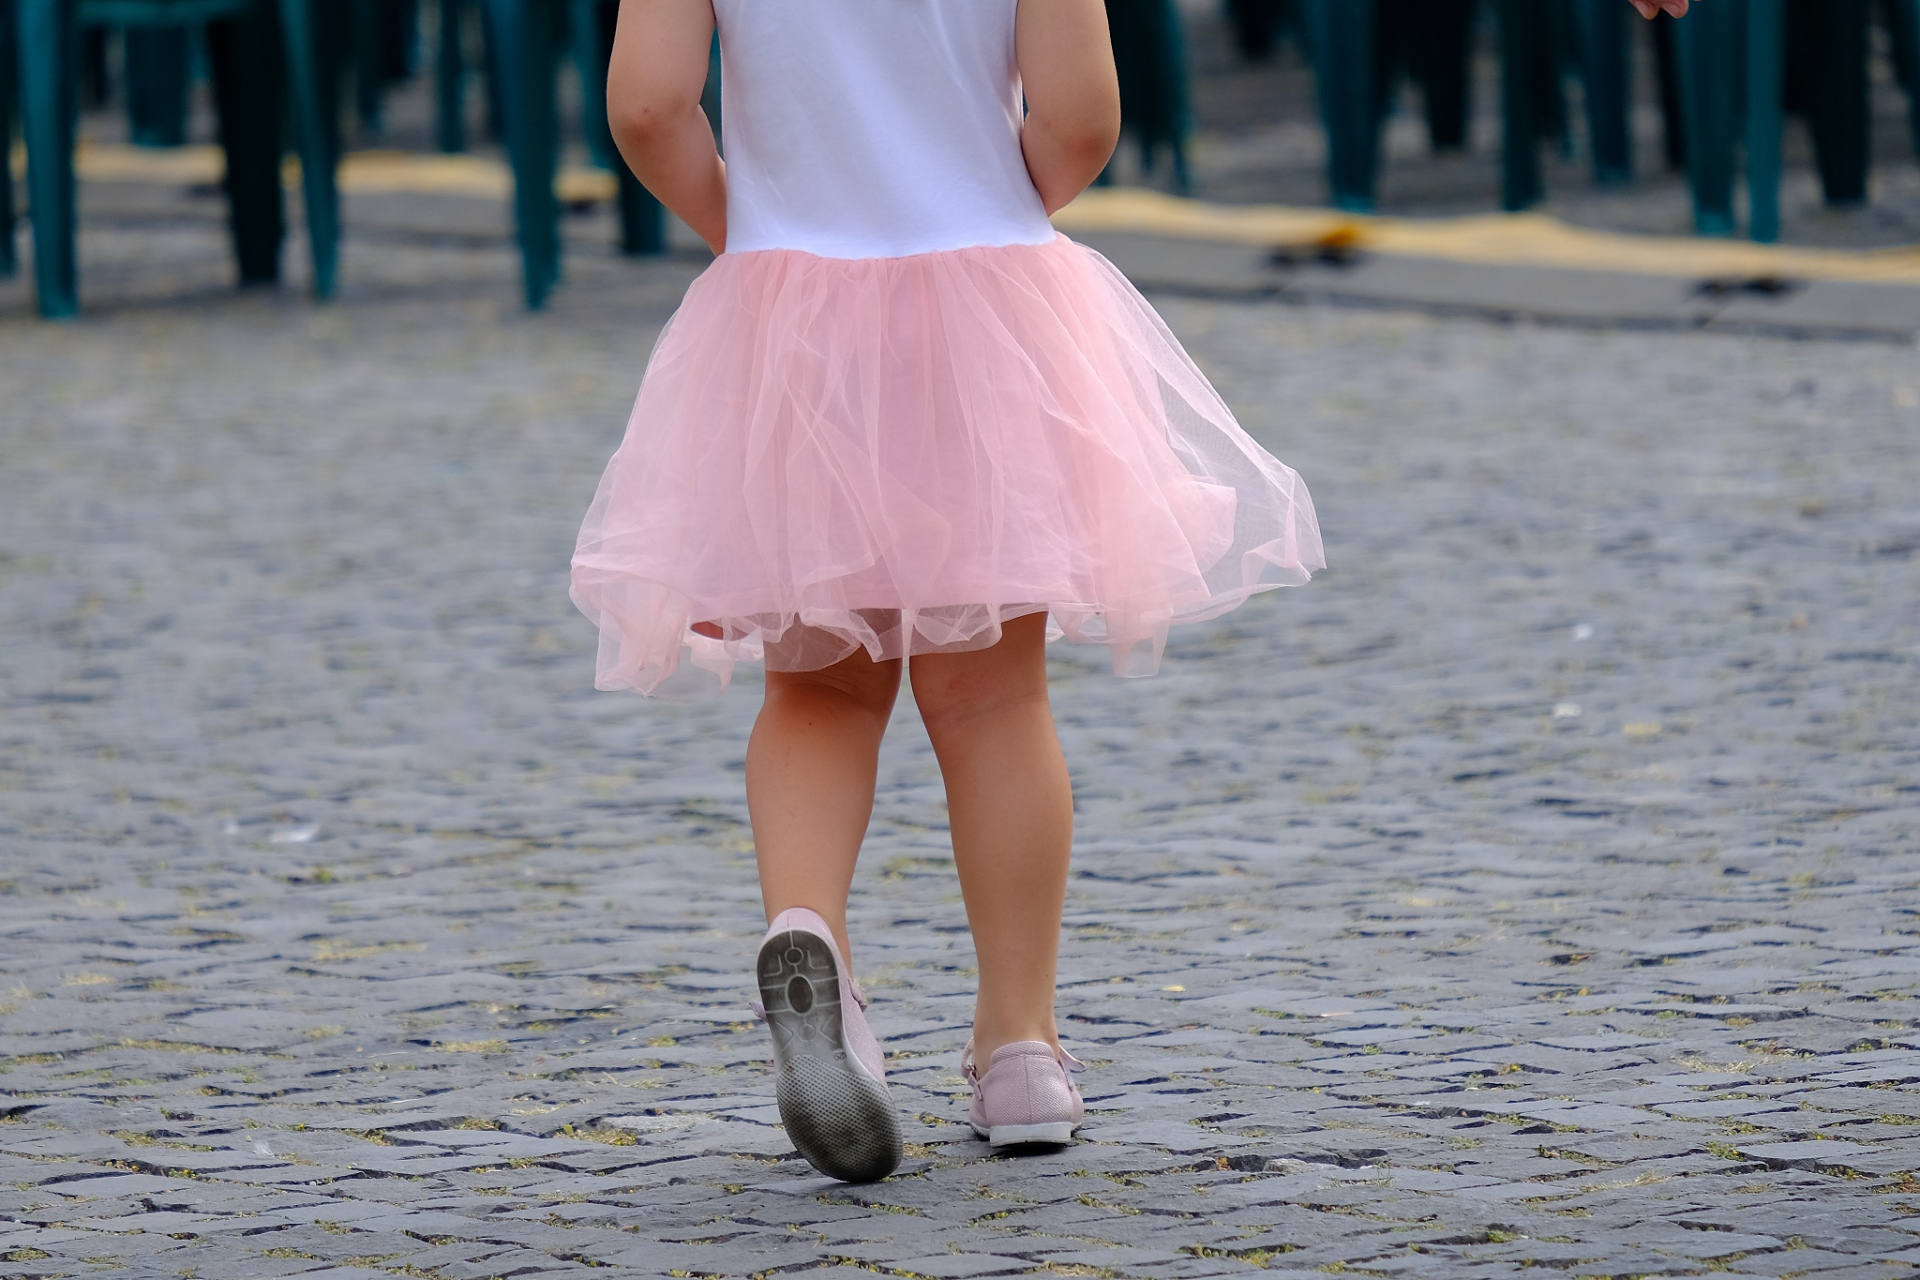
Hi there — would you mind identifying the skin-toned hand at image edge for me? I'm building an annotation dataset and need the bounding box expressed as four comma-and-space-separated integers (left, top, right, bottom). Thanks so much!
1630, 0, 1697, 18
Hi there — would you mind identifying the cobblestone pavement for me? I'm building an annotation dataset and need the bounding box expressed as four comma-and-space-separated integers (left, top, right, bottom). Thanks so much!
4, 199, 1920, 1280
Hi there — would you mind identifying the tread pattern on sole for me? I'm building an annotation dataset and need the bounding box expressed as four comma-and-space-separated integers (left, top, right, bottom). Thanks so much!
757, 927, 902, 1182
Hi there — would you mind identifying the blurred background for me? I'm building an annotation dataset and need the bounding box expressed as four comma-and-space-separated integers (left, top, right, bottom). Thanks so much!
6, 0, 1920, 321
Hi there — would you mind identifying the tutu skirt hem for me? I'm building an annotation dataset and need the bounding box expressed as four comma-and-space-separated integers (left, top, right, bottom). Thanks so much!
571, 234, 1322, 694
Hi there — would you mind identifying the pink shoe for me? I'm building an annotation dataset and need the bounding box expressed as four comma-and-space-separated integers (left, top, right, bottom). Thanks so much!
964, 1039, 1085, 1147
754, 908, 901, 1181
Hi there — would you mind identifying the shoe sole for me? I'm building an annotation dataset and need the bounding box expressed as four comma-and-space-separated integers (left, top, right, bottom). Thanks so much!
757, 927, 902, 1182
973, 1121, 1076, 1148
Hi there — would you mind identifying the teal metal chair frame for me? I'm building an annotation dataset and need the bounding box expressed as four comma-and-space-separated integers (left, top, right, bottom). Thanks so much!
12, 0, 339, 317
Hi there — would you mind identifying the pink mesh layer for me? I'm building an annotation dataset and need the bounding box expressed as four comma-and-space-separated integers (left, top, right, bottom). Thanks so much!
570, 234, 1323, 694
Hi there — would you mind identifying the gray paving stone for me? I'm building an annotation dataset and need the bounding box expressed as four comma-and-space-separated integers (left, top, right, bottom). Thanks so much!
883, 1255, 1034, 1278
1734, 1139, 1889, 1168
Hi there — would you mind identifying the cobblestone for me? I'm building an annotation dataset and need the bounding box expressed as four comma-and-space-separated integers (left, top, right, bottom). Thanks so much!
4, 178, 1920, 1277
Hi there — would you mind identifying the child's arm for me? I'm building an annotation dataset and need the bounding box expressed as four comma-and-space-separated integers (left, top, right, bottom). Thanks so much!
608, 0, 727, 253
1629, 0, 1696, 16
1016, 0, 1123, 215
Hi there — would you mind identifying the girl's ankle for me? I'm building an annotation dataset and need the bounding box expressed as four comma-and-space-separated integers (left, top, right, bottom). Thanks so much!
970, 1027, 1062, 1064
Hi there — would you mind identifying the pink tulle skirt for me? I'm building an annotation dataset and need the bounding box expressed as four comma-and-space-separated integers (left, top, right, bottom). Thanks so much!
571, 233, 1322, 694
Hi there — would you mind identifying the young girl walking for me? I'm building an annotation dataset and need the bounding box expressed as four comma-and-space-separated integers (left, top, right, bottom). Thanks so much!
575, 0, 1697, 1188
572, 0, 1323, 1184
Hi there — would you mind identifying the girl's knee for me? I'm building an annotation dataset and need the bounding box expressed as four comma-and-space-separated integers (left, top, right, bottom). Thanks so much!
766, 657, 901, 723
911, 623, 1051, 736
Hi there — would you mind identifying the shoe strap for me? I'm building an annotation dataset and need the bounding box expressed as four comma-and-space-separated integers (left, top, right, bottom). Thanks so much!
960, 1039, 1081, 1081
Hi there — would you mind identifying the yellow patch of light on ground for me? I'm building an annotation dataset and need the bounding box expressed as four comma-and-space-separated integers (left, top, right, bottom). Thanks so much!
1052, 185, 1920, 286
67, 142, 616, 204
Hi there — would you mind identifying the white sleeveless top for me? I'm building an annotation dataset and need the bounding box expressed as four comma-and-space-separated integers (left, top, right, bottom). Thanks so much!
712, 0, 1058, 260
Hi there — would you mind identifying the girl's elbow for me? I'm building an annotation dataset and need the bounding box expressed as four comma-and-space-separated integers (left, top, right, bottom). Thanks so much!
1085, 93, 1122, 157
608, 87, 695, 151
609, 108, 669, 159
1063, 102, 1121, 167
1068, 118, 1121, 172
1031, 110, 1119, 169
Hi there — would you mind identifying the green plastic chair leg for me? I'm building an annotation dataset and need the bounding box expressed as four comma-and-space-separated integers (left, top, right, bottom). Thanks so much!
485, 0, 561, 308
352, 0, 386, 133
208, 2, 286, 283
1801, 0, 1869, 206
1888, 0, 1920, 163
1299, 0, 1379, 212
1406, 0, 1474, 151
1539, 0, 1575, 159
1157, 0, 1192, 190
0, 0, 16, 280
436, 0, 465, 152
1108, 0, 1191, 191
572, 0, 613, 169
278, 0, 341, 297
1569, 0, 1632, 185
80, 27, 107, 107
616, 169, 665, 256
702, 28, 720, 137
18, 0, 78, 318
477, 1, 505, 144
1746, 0, 1784, 243
575, 0, 664, 255
1672, 0, 1739, 236
1651, 17, 1687, 170
381, 0, 419, 78
125, 28, 192, 148
1497, 0, 1543, 210
1226, 0, 1289, 59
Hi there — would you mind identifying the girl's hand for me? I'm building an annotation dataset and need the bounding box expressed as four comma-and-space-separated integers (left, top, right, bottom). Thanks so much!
1629, 0, 1695, 17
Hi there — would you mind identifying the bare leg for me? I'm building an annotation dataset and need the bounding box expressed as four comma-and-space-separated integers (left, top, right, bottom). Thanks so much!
746, 646, 901, 964
910, 614, 1074, 1062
